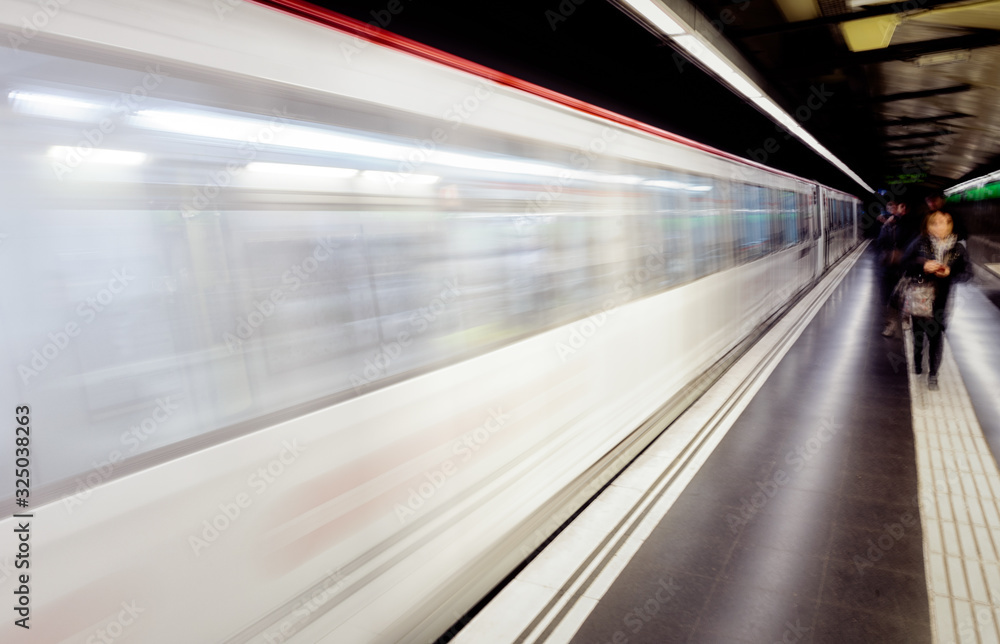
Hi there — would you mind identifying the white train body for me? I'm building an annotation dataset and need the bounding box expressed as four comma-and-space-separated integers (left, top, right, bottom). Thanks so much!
0, 1, 860, 642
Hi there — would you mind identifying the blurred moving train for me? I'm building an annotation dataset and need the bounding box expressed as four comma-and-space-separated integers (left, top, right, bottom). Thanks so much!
0, 0, 861, 641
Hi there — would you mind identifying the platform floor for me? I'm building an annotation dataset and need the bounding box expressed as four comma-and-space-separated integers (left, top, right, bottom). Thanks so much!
569, 247, 936, 642
456, 246, 1000, 644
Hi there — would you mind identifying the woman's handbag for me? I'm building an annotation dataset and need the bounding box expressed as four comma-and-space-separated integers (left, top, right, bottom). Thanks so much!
901, 276, 935, 318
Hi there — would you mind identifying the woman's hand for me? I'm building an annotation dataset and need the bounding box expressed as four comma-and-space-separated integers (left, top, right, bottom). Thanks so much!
936, 265, 950, 277
924, 260, 942, 273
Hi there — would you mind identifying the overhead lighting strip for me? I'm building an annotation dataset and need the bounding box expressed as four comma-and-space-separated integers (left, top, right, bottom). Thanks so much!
617, 0, 873, 193
945, 169, 1000, 195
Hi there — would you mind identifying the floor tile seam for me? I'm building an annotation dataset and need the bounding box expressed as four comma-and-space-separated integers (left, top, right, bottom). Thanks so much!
957, 471, 981, 499
813, 598, 917, 624
941, 522, 963, 560
945, 553, 973, 603
680, 571, 725, 642
980, 550, 1000, 615
809, 554, 832, 637
825, 553, 926, 580
974, 496, 1000, 543
830, 518, 912, 536
961, 560, 996, 606
853, 560, 939, 577
936, 513, 961, 611
815, 591, 914, 621
928, 595, 957, 644
942, 518, 995, 563
838, 492, 925, 509
980, 599, 1000, 644
936, 448, 995, 481
692, 532, 744, 608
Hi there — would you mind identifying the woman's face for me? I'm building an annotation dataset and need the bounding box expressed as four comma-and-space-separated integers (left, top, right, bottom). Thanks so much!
928, 214, 953, 239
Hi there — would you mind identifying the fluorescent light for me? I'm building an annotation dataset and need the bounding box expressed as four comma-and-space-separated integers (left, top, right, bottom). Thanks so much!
48, 146, 146, 165
723, 75, 763, 100
746, 99, 872, 192
246, 162, 358, 178
687, 185, 713, 191
673, 35, 762, 99
751, 96, 798, 130
614, 2, 872, 193
618, 0, 686, 35
946, 169, 1000, 195
914, 51, 970, 67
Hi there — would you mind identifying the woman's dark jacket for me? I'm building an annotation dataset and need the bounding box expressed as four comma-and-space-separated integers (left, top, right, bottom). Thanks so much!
901, 235, 972, 316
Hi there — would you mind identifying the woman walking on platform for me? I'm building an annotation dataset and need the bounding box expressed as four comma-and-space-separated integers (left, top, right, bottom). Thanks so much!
902, 210, 972, 390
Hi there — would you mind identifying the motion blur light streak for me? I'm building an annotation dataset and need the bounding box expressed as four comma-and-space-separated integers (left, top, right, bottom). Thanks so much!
246, 162, 359, 178
751, 95, 800, 132
47, 146, 146, 165
130, 108, 268, 141
645, 180, 687, 190
432, 151, 569, 179
618, 0, 687, 35
7, 90, 104, 119
360, 170, 439, 184
672, 35, 763, 100
130, 109, 406, 164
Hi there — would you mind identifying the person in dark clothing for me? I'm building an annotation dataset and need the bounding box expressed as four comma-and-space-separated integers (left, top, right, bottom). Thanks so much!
901, 210, 972, 390
877, 200, 921, 337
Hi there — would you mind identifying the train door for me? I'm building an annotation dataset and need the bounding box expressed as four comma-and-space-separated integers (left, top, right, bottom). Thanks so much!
853, 200, 860, 244
815, 185, 826, 274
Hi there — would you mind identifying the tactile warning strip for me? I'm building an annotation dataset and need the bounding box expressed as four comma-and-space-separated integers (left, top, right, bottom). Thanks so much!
905, 330, 1000, 644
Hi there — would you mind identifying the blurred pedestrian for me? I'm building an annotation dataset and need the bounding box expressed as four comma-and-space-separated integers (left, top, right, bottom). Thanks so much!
901, 211, 972, 390
877, 200, 920, 337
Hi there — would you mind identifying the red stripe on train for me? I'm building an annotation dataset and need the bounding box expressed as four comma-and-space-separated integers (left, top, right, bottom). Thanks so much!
247, 0, 816, 186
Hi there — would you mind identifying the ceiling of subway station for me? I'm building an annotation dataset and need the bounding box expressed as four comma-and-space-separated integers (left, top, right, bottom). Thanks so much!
312, 0, 1000, 193
699, 0, 1000, 188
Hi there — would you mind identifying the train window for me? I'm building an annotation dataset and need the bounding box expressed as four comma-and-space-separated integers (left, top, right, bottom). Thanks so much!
745, 184, 769, 262
781, 190, 797, 247
730, 182, 749, 265
688, 176, 719, 279
797, 192, 810, 242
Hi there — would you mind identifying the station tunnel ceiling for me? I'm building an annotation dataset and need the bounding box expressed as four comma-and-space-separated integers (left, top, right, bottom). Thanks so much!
315, 0, 1000, 193
696, 0, 1000, 189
